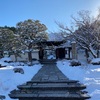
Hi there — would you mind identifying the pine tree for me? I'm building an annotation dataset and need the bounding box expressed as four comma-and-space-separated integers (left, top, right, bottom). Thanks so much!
16, 19, 48, 64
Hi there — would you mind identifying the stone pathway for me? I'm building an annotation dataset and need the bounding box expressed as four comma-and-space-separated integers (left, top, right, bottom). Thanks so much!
31, 63, 69, 82
9, 61, 91, 100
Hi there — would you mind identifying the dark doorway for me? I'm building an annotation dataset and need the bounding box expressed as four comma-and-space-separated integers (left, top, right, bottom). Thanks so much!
56, 48, 65, 59
39, 47, 44, 59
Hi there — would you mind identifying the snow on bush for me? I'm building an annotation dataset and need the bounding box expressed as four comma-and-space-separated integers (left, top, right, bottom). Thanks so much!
0, 57, 12, 66
91, 58, 100, 65
70, 59, 81, 66
0, 57, 12, 61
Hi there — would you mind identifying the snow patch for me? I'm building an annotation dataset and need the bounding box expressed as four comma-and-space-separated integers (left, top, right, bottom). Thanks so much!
57, 59, 100, 100
0, 57, 42, 100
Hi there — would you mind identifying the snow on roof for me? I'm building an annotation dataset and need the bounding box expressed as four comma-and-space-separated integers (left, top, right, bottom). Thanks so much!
60, 42, 71, 48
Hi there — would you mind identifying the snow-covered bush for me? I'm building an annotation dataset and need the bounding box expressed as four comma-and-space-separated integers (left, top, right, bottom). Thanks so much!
0, 57, 13, 66
70, 59, 81, 66
91, 58, 100, 65
0, 95, 5, 99
0, 57, 12, 62
13, 68, 24, 74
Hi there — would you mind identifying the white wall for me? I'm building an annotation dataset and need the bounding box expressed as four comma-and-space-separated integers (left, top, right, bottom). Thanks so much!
32, 50, 39, 60
10, 51, 39, 62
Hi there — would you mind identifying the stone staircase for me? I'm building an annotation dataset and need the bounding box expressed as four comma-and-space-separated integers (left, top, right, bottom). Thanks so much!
9, 61, 90, 100
9, 80, 90, 100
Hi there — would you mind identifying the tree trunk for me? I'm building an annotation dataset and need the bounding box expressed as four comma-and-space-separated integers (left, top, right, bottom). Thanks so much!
88, 46, 97, 58
89, 50, 97, 58
0, 50, 3, 58
28, 43, 32, 65
15, 54, 17, 62
97, 49, 100, 58
28, 51, 32, 62
85, 49, 89, 62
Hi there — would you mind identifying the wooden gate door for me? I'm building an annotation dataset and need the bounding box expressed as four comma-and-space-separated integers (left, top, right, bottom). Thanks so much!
56, 48, 65, 59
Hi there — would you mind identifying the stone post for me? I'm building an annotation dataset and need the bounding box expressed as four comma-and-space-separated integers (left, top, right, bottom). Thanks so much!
71, 41, 77, 59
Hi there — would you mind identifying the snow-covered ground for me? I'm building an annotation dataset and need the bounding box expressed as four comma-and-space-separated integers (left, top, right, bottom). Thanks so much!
0, 57, 100, 100
57, 59, 100, 100
0, 57, 42, 100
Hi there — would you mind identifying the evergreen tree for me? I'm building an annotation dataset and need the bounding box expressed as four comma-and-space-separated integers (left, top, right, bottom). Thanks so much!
0, 28, 15, 57
16, 19, 48, 63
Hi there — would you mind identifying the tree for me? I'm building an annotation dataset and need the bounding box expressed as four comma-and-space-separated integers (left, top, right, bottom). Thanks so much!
16, 19, 48, 63
4, 26, 16, 32
0, 28, 16, 57
0, 26, 22, 60
57, 10, 100, 60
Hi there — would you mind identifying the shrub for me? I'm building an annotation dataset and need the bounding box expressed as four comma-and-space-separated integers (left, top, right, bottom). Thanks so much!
13, 68, 24, 74
91, 58, 100, 65
70, 59, 81, 66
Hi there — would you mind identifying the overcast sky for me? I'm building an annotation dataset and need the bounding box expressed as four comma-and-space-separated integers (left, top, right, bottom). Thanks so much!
0, 0, 100, 32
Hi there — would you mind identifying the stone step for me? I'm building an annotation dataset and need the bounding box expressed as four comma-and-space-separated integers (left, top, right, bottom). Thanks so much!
27, 80, 79, 84
9, 90, 90, 100
17, 82, 86, 90
39, 59, 57, 64
9, 62, 90, 100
